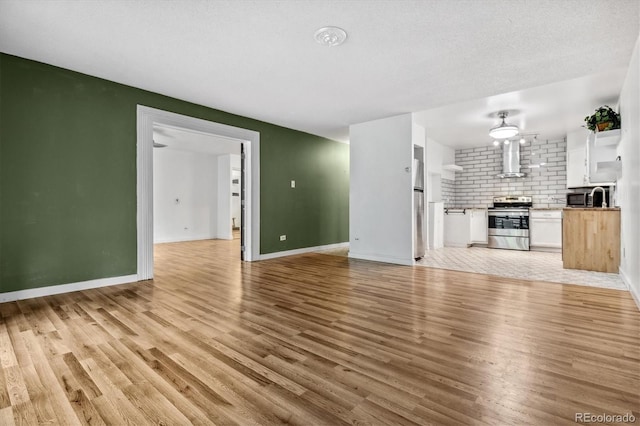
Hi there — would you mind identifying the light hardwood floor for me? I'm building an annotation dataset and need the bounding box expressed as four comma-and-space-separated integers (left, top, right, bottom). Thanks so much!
0, 238, 638, 425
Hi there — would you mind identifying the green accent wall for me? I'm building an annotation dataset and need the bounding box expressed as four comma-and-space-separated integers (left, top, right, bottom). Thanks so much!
0, 53, 349, 294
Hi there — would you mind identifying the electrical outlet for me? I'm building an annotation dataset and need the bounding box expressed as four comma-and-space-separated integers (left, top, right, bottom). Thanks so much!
291, 180, 296, 188
279, 235, 286, 241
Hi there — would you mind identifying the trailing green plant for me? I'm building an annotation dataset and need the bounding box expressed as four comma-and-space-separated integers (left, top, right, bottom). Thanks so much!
584, 105, 621, 132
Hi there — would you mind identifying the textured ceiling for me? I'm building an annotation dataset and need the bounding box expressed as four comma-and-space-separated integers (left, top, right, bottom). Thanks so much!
0, 0, 638, 145
413, 67, 630, 148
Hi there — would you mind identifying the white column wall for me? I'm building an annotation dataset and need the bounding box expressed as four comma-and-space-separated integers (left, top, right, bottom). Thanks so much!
349, 113, 414, 265
618, 34, 640, 309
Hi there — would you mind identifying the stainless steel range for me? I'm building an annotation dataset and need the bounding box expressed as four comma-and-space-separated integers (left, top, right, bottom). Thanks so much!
488, 196, 532, 251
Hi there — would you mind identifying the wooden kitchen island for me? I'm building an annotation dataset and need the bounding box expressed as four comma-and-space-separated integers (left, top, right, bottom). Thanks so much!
562, 208, 620, 273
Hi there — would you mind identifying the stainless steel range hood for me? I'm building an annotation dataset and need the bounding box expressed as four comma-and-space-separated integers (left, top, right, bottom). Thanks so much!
496, 141, 526, 178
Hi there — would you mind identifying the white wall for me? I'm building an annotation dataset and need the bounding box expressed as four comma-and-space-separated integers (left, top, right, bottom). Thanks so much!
349, 114, 414, 265
618, 34, 640, 309
426, 137, 443, 174
153, 149, 218, 243
425, 137, 455, 199
426, 137, 455, 177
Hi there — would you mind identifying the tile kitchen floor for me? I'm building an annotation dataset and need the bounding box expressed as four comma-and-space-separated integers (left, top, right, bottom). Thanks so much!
415, 247, 626, 290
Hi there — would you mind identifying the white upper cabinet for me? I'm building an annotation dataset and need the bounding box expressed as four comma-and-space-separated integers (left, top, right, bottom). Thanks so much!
587, 131, 618, 185
566, 128, 619, 188
566, 146, 587, 188
566, 128, 588, 188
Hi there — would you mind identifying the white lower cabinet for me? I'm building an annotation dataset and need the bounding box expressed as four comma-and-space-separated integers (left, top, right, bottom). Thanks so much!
443, 210, 470, 247
443, 208, 487, 247
529, 210, 562, 251
469, 209, 488, 244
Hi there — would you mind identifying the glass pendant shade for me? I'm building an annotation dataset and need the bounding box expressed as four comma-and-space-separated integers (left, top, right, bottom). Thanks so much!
489, 123, 519, 139
489, 111, 519, 139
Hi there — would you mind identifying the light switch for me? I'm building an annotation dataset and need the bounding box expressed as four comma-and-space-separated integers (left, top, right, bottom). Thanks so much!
291, 180, 296, 188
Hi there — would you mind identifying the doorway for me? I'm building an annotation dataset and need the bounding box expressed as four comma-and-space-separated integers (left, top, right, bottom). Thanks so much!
152, 124, 243, 245
136, 106, 261, 280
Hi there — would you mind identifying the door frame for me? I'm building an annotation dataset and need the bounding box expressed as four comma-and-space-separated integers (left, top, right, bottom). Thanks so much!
136, 105, 260, 280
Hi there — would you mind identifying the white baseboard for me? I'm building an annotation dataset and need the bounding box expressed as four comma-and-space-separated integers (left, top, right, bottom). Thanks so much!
619, 267, 640, 311
0, 274, 139, 303
348, 252, 414, 266
259, 242, 349, 260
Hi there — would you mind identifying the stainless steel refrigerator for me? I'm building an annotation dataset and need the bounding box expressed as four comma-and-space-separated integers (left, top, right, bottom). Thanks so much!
413, 154, 425, 259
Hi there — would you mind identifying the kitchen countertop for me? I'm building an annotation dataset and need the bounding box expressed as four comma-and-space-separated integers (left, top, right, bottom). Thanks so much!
530, 207, 564, 210
444, 207, 487, 211
563, 207, 620, 211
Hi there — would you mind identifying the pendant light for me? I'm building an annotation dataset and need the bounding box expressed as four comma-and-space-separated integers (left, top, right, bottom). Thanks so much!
489, 111, 519, 139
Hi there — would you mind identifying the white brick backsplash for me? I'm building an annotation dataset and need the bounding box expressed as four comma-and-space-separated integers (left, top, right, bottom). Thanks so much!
441, 178, 456, 207
548, 184, 567, 190
445, 138, 567, 208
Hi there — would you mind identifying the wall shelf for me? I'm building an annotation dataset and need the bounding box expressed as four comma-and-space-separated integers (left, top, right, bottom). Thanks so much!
594, 129, 621, 147
596, 160, 622, 172
442, 164, 463, 172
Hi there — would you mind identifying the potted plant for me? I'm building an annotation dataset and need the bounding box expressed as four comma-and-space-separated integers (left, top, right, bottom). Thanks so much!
584, 105, 621, 132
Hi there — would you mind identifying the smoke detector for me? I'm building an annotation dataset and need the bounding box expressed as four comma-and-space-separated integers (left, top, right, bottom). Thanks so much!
314, 26, 347, 47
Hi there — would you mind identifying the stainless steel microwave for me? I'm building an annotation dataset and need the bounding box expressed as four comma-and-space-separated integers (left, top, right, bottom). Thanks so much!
566, 190, 609, 208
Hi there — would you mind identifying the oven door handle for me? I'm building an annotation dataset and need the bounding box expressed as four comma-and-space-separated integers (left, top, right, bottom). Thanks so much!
489, 211, 529, 217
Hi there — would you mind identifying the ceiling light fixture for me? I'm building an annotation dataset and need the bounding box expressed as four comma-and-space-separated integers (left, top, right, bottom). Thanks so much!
504, 140, 510, 145
493, 140, 500, 146
520, 137, 526, 144
489, 111, 519, 139
314, 26, 347, 47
